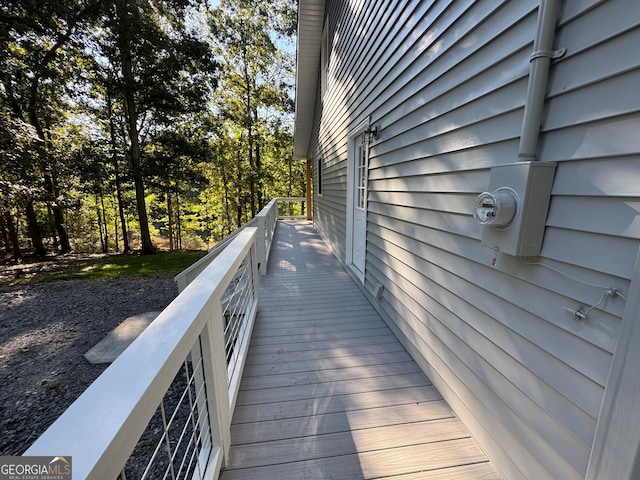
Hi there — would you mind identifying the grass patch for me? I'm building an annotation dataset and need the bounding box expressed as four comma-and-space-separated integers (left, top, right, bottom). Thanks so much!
7, 250, 208, 285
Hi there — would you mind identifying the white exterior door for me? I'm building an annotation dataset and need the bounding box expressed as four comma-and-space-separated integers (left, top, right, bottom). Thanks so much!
349, 133, 368, 281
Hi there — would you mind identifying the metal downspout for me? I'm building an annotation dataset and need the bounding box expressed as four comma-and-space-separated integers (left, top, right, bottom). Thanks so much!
518, 0, 565, 162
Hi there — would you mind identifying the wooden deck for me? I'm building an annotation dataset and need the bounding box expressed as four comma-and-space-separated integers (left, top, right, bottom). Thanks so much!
220, 221, 501, 479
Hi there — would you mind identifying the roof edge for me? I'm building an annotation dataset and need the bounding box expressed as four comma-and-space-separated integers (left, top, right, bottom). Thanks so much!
292, 0, 325, 159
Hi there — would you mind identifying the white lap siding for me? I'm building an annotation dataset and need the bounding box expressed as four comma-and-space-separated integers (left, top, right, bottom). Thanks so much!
308, 1, 640, 478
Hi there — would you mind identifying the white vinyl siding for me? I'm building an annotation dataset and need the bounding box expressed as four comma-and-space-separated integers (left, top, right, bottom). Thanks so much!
308, 1, 639, 478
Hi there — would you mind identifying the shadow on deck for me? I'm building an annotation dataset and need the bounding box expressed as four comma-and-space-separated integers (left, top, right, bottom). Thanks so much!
221, 221, 501, 479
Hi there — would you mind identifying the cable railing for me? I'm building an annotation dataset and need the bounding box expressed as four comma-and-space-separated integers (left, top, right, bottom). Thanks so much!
25, 197, 308, 479
26, 228, 260, 479
174, 215, 260, 291
116, 348, 212, 479
174, 197, 303, 290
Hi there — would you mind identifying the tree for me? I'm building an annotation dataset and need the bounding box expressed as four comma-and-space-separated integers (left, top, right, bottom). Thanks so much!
210, 0, 296, 221
106, 87, 131, 253
0, 0, 299, 254
96, 0, 217, 254
0, 0, 104, 254
0, 101, 40, 257
144, 125, 209, 249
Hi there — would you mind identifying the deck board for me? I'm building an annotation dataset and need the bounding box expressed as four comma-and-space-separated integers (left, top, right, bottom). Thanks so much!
245, 334, 400, 356
239, 361, 422, 390
227, 418, 469, 468
231, 401, 455, 444
220, 221, 501, 479
231, 385, 444, 424
242, 350, 413, 377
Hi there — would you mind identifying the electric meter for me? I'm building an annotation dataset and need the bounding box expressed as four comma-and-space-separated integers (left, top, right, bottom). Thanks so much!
473, 188, 518, 228
474, 161, 557, 257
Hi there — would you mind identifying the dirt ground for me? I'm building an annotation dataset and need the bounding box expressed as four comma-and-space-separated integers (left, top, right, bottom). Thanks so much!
0, 257, 178, 456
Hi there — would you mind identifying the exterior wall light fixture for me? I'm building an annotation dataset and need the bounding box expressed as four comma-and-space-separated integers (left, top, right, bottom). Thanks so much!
365, 125, 379, 142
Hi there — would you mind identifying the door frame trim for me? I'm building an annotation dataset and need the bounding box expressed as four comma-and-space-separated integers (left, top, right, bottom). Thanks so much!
346, 117, 370, 283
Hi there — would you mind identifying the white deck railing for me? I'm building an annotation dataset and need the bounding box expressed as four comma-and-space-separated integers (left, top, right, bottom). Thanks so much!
277, 196, 307, 220
26, 228, 260, 479
174, 196, 307, 289
174, 198, 281, 290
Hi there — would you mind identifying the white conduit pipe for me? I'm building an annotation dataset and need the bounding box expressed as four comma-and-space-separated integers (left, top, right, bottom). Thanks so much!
518, 0, 565, 162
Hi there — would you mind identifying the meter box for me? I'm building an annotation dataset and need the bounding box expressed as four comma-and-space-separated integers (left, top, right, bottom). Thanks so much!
474, 161, 556, 257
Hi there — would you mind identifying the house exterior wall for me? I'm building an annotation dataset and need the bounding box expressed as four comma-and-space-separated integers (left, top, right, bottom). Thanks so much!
305, 1, 640, 479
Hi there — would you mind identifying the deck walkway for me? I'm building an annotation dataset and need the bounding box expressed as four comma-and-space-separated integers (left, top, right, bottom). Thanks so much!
220, 221, 501, 479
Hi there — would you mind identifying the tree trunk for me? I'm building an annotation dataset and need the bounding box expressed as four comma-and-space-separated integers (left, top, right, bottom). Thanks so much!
256, 138, 263, 211
249, 128, 256, 218
167, 190, 173, 250
43, 173, 71, 253
0, 213, 8, 254
29, 99, 71, 253
112, 193, 119, 252
114, 165, 130, 253
117, 0, 155, 255
221, 158, 231, 237
25, 200, 46, 255
46, 203, 59, 251
96, 194, 106, 253
100, 191, 109, 252
1, 210, 21, 258
0, 211, 11, 255
107, 90, 130, 253
288, 157, 293, 197
251, 103, 264, 211
176, 194, 182, 250
236, 146, 243, 228
243, 49, 257, 219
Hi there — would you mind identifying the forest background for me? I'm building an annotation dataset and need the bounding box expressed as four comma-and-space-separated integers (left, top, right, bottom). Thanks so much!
0, 0, 302, 257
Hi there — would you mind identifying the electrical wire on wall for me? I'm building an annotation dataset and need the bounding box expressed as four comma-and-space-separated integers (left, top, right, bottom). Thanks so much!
520, 257, 627, 321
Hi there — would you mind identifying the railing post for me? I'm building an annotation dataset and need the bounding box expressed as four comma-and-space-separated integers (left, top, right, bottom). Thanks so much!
251, 241, 260, 306
256, 214, 267, 275
176, 275, 188, 294
269, 202, 276, 253
200, 298, 232, 464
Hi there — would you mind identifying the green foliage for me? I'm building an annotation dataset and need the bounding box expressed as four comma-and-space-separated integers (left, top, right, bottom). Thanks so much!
207, 0, 298, 223
0, 0, 300, 258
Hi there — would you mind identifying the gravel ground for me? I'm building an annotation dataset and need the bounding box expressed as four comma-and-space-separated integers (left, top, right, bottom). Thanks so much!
0, 277, 178, 456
